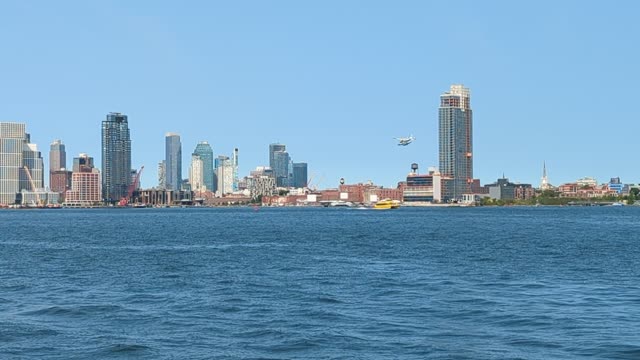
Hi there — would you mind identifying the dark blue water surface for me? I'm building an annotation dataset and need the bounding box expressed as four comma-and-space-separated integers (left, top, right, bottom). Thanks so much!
1, 206, 639, 359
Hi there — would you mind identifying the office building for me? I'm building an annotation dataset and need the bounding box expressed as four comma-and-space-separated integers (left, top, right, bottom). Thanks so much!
292, 162, 308, 188
102, 112, 131, 203
49, 139, 66, 189
193, 141, 214, 192
0, 122, 46, 205
165, 133, 182, 190
439, 84, 473, 201
22, 142, 44, 193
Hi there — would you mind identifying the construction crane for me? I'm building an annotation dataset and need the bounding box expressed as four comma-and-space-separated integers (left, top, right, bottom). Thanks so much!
119, 165, 144, 206
23, 166, 43, 207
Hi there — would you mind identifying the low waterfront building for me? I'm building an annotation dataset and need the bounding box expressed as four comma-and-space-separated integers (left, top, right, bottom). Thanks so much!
608, 177, 623, 194
486, 177, 534, 201
138, 189, 193, 206
20, 189, 60, 206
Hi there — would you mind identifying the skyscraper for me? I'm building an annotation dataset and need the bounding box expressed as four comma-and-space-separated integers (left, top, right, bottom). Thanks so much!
0, 122, 44, 205
193, 141, 214, 192
269, 143, 286, 169
165, 133, 182, 190
269, 143, 291, 187
49, 139, 66, 172
439, 84, 473, 201
215, 155, 233, 196
189, 154, 205, 192
102, 112, 131, 203
292, 162, 308, 188
49, 139, 70, 195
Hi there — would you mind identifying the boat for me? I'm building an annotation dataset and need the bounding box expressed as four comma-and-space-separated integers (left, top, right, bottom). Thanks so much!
329, 201, 353, 207
373, 199, 400, 210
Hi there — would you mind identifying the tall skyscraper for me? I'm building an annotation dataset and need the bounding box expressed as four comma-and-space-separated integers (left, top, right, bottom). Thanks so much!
270, 143, 291, 187
0, 122, 44, 205
215, 155, 233, 196
102, 112, 131, 203
49, 139, 66, 172
292, 162, 308, 188
49, 139, 70, 195
439, 84, 473, 201
165, 133, 182, 190
193, 141, 214, 192
269, 143, 286, 169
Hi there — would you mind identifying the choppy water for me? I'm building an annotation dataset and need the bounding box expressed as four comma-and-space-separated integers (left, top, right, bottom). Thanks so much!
1, 206, 639, 359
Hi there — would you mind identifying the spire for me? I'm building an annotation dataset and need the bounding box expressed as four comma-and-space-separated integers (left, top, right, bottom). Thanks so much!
543, 161, 547, 178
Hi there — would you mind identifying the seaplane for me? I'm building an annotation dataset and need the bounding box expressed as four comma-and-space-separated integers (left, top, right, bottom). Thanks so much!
394, 135, 415, 146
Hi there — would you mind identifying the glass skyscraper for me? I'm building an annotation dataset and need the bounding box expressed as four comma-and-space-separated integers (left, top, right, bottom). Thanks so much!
439, 85, 473, 201
269, 143, 291, 187
165, 133, 182, 190
193, 141, 214, 192
102, 112, 131, 203
292, 162, 308, 188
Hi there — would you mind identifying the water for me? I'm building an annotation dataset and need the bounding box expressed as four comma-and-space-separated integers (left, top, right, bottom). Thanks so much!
1, 206, 639, 359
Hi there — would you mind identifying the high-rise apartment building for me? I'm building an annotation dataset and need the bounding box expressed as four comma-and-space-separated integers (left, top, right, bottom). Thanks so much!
0, 122, 44, 205
193, 141, 214, 192
165, 133, 182, 190
65, 153, 102, 207
215, 155, 233, 196
102, 112, 131, 203
439, 84, 473, 201
292, 162, 308, 188
189, 154, 205, 192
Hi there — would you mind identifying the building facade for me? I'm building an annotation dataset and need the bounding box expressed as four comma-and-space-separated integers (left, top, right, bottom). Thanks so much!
102, 112, 131, 203
165, 133, 182, 190
439, 84, 473, 201
193, 141, 214, 192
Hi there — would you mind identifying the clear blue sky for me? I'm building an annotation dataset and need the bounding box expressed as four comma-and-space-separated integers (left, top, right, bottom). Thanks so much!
1, 1, 639, 189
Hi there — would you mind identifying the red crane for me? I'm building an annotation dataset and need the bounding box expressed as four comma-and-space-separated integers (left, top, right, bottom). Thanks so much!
119, 165, 144, 206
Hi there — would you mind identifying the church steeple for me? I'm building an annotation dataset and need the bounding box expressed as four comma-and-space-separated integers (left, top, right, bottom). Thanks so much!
540, 161, 550, 190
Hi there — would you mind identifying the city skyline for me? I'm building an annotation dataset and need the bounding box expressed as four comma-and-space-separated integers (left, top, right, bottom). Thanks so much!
1, 2, 640, 188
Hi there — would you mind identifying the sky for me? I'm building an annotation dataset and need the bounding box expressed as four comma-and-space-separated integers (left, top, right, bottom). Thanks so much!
1, 1, 639, 189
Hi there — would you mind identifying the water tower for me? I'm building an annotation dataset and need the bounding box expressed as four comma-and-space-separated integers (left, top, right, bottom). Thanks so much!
411, 163, 418, 175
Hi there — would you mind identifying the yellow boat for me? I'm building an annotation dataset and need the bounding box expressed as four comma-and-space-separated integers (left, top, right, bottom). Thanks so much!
373, 199, 400, 210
